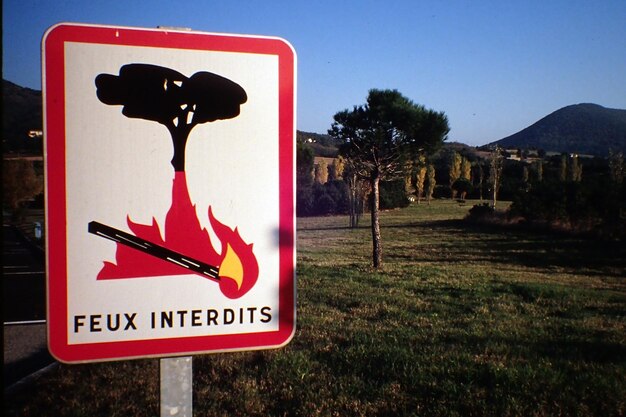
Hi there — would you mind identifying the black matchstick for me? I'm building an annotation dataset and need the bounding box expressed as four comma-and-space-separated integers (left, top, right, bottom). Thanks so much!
88, 221, 220, 281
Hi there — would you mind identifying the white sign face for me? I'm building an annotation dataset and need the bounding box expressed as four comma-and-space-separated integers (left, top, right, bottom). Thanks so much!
43, 23, 296, 363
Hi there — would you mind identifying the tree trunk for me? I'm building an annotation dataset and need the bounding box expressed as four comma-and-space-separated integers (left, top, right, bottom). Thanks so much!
370, 171, 382, 268
169, 125, 193, 172
349, 173, 358, 229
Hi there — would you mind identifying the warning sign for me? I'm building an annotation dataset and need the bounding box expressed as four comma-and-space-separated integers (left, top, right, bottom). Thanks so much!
43, 23, 296, 363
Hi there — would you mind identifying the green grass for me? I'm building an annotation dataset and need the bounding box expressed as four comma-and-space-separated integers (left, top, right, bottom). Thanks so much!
6, 200, 626, 416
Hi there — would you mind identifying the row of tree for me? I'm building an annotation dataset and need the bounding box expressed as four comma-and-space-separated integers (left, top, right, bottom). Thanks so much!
297, 143, 510, 218
509, 150, 625, 238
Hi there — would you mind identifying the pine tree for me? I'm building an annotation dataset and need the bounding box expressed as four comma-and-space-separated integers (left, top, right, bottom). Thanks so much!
330, 89, 449, 268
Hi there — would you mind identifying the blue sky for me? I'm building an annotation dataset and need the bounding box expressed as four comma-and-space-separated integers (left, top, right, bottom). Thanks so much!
3, 0, 626, 146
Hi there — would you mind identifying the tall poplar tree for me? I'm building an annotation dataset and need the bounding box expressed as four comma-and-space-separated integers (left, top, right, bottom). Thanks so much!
461, 156, 472, 181
569, 154, 583, 182
415, 164, 427, 204
314, 159, 328, 184
449, 151, 462, 198
426, 164, 436, 205
608, 150, 624, 185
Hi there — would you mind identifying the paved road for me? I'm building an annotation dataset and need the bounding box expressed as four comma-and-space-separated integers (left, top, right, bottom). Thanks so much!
3, 324, 53, 388
3, 224, 54, 388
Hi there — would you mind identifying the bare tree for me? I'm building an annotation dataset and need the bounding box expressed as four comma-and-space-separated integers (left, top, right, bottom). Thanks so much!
475, 163, 485, 201
343, 160, 369, 229
488, 146, 504, 209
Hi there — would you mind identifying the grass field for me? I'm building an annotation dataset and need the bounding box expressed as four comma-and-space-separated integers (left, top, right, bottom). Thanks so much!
6, 200, 626, 416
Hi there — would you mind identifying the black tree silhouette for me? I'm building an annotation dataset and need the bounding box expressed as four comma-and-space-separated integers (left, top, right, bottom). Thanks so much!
95, 64, 247, 171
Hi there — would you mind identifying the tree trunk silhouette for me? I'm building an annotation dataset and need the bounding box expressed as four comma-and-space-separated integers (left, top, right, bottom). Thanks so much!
168, 124, 193, 172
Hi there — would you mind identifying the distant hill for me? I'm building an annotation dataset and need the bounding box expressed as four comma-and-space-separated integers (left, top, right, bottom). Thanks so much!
486, 103, 626, 156
3, 79, 43, 152
297, 130, 339, 157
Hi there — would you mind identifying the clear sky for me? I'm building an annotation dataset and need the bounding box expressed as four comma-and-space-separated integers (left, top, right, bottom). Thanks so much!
3, 0, 626, 146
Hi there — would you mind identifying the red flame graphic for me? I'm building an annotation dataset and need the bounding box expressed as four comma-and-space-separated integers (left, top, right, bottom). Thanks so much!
97, 172, 259, 299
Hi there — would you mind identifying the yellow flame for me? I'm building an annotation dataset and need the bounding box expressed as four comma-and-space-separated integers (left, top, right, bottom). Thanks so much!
219, 243, 244, 289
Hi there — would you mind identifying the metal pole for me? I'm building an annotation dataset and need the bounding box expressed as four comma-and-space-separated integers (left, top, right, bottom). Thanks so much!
160, 356, 193, 417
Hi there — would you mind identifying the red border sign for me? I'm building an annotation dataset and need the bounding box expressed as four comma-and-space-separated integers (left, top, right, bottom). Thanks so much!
43, 23, 296, 363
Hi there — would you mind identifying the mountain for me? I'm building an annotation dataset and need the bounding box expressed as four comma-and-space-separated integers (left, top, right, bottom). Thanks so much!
486, 103, 626, 156
3, 79, 43, 151
2, 80, 43, 143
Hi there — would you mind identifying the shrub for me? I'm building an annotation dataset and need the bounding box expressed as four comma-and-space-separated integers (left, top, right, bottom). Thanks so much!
296, 185, 315, 216
297, 180, 351, 216
324, 180, 350, 214
510, 178, 625, 238
378, 179, 410, 210
315, 193, 336, 215
467, 203, 495, 220
451, 178, 473, 200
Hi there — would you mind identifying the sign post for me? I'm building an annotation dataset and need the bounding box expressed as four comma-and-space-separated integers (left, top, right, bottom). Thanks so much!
160, 356, 193, 417
42, 23, 296, 364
